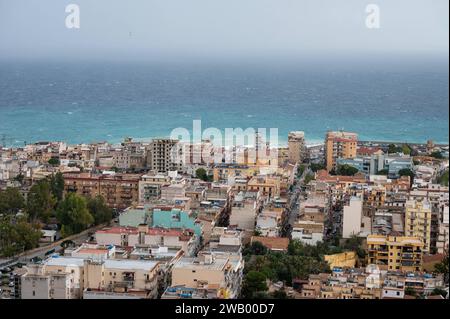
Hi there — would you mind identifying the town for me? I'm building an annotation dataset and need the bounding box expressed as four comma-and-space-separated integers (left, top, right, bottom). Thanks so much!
0, 130, 448, 299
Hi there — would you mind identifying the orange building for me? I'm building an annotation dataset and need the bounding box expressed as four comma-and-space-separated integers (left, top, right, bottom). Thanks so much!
325, 131, 358, 172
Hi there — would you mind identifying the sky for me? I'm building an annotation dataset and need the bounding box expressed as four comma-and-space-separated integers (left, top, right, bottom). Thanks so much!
0, 0, 448, 61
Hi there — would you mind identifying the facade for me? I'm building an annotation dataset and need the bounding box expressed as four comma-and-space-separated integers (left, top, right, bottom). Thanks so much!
405, 199, 432, 253
291, 220, 324, 245
147, 139, 180, 173
138, 173, 170, 204
95, 225, 198, 256
21, 256, 160, 299
164, 253, 243, 299
325, 131, 358, 172
288, 131, 305, 164
342, 196, 363, 238
63, 172, 140, 209
367, 235, 424, 272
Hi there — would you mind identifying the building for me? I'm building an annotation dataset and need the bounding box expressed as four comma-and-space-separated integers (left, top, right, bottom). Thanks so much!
138, 172, 170, 204
21, 255, 162, 299
250, 236, 289, 252
163, 253, 243, 299
367, 235, 424, 272
63, 172, 140, 209
291, 220, 324, 245
405, 199, 432, 253
325, 131, 358, 172
152, 207, 202, 236
324, 252, 357, 269
95, 225, 199, 256
288, 131, 305, 164
146, 139, 180, 173
21, 257, 85, 299
342, 196, 363, 238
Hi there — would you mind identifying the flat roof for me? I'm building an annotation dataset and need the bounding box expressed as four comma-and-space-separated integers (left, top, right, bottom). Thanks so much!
104, 259, 158, 271
173, 257, 228, 271
45, 257, 85, 267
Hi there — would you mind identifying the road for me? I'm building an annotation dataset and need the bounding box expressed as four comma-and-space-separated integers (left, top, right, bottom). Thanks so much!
16, 223, 107, 263
282, 165, 310, 237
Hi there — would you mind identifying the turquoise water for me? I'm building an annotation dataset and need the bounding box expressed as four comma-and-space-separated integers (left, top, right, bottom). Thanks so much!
0, 60, 448, 146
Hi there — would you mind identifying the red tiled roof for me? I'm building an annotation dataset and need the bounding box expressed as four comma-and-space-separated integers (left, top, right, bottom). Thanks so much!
357, 147, 382, 155
96, 226, 191, 238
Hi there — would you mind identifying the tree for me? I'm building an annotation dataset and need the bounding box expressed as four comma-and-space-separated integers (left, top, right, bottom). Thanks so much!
336, 164, 359, 176
341, 235, 366, 259
304, 173, 315, 185
0, 216, 41, 257
377, 169, 389, 176
271, 289, 288, 299
48, 157, 60, 166
26, 180, 57, 222
438, 170, 449, 186
388, 144, 402, 154
49, 172, 65, 202
310, 162, 326, 172
195, 168, 208, 181
243, 241, 268, 256
0, 187, 25, 215
405, 287, 417, 297
56, 193, 93, 237
401, 144, 412, 155
434, 251, 449, 284
430, 151, 444, 159
87, 195, 113, 225
297, 164, 306, 177
431, 288, 447, 298
241, 271, 268, 298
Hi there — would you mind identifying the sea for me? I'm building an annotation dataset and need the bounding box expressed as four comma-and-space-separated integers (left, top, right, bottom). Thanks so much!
0, 58, 448, 147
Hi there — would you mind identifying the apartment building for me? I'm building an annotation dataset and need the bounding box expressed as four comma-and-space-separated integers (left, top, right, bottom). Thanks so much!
367, 235, 424, 272
21, 255, 161, 299
300, 266, 444, 299
163, 252, 243, 299
146, 139, 180, 173
288, 131, 305, 164
342, 196, 363, 238
405, 199, 432, 253
63, 172, 141, 209
292, 220, 324, 245
95, 225, 198, 255
325, 131, 358, 172
138, 172, 170, 204
247, 175, 280, 198
21, 259, 84, 299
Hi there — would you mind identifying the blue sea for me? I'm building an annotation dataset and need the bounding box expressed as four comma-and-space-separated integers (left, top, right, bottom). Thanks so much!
0, 58, 448, 146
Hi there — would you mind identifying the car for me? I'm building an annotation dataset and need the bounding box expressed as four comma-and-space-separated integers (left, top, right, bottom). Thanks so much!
8, 282, 14, 287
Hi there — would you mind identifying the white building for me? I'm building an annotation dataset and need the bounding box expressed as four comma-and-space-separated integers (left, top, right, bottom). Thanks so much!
342, 196, 363, 238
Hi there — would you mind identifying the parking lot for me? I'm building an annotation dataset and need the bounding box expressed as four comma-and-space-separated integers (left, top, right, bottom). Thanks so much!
0, 263, 22, 299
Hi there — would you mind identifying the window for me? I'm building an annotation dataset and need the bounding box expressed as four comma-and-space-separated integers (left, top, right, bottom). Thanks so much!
32, 291, 35, 296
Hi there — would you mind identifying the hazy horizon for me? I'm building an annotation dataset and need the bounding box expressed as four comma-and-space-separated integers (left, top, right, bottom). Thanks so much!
0, 0, 448, 62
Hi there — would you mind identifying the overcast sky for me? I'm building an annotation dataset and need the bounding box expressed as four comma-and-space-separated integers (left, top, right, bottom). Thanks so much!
0, 0, 448, 61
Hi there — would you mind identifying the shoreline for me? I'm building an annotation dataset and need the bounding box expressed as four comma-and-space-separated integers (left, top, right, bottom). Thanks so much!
3, 136, 449, 149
